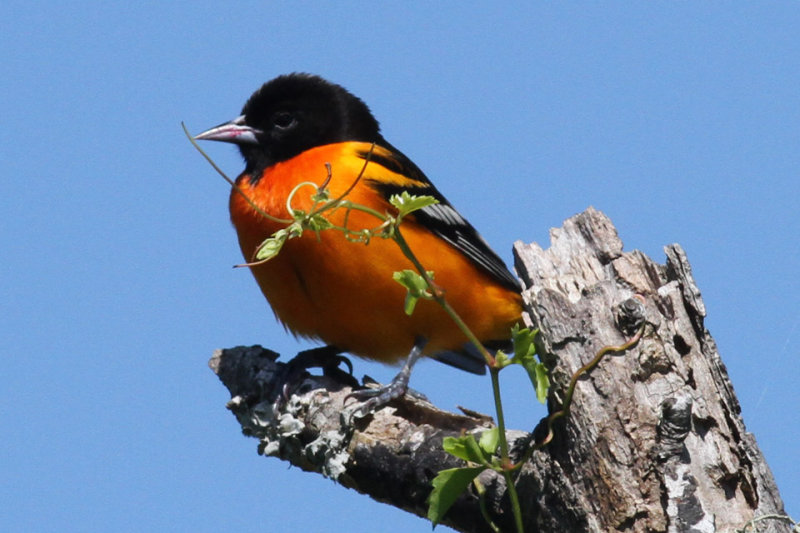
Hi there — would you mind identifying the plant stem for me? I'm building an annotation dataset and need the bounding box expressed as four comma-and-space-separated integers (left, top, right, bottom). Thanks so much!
513, 316, 647, 465
392, 227, 497, 366
490, 370, 509, 460
393, 221, 522, 528
491, 368, 524, 532
184, 123, 290, 225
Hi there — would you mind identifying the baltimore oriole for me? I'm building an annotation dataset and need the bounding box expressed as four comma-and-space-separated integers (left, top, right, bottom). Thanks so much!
196, 73, 522, 407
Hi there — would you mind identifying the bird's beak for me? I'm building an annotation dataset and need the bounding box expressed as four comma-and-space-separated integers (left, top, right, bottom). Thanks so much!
195, 115, 261, 145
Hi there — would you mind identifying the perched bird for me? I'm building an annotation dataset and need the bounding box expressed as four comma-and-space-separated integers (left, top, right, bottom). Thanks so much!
196, 73, 522, 407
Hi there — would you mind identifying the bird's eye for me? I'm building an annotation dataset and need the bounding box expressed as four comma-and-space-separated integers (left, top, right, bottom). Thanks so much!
272, 111, 297, 129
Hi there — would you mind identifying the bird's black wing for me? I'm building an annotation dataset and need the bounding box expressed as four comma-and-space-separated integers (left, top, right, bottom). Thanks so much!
358, 144, 521, 293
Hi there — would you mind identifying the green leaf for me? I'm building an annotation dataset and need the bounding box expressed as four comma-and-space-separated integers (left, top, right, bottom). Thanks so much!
392, 270, 429, 293
388, 191, 439, 218
254, 230, 289, 261
442, 434, 492, 465
392, 270, 434, 315
254, 224, 303, 261
403, 293, 419, 315
511, 324, 537, 360
310, 188, 331, 203
427, 466, 486, 527
494, 349, 511, 368
534, 361, 550, 403
443, 435, 478, 464
442, 436, 467, 460
478, 427, 500, 456
304, 212, 333, 233
517, 358, 550, 404
510, 325, 550, 403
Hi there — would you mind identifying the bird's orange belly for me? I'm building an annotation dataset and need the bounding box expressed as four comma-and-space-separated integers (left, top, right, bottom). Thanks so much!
236, 219, 521, 363
228, 143, 522, 363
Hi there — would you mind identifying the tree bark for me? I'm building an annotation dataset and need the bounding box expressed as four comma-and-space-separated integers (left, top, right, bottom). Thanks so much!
209, 207, 789, 532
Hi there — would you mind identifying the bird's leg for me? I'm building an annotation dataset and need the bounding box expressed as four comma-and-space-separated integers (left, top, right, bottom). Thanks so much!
348, 336, 428, 414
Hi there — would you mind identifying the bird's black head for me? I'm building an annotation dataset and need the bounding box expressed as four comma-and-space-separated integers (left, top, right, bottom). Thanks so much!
196, 73, 383, 175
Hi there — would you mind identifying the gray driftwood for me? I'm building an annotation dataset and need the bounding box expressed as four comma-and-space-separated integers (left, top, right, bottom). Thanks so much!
209, 207, 789, 532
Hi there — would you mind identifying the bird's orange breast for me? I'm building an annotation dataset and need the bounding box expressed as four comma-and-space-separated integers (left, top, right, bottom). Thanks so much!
229, 142, 521, 363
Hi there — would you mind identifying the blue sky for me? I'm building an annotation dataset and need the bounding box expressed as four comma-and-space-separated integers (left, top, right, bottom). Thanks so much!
2, 3, 798, 531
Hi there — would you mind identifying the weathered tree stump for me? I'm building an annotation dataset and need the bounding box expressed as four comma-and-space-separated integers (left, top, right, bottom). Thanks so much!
210, 207, 788, 532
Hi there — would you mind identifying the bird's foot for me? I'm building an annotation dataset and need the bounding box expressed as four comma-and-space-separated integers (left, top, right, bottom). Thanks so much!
274, 345, 358, 412
346, 336, 427, 417
346, 370, 411, 416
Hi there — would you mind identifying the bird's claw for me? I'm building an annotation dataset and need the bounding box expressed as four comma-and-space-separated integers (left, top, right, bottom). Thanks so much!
273, 346, 357, 413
